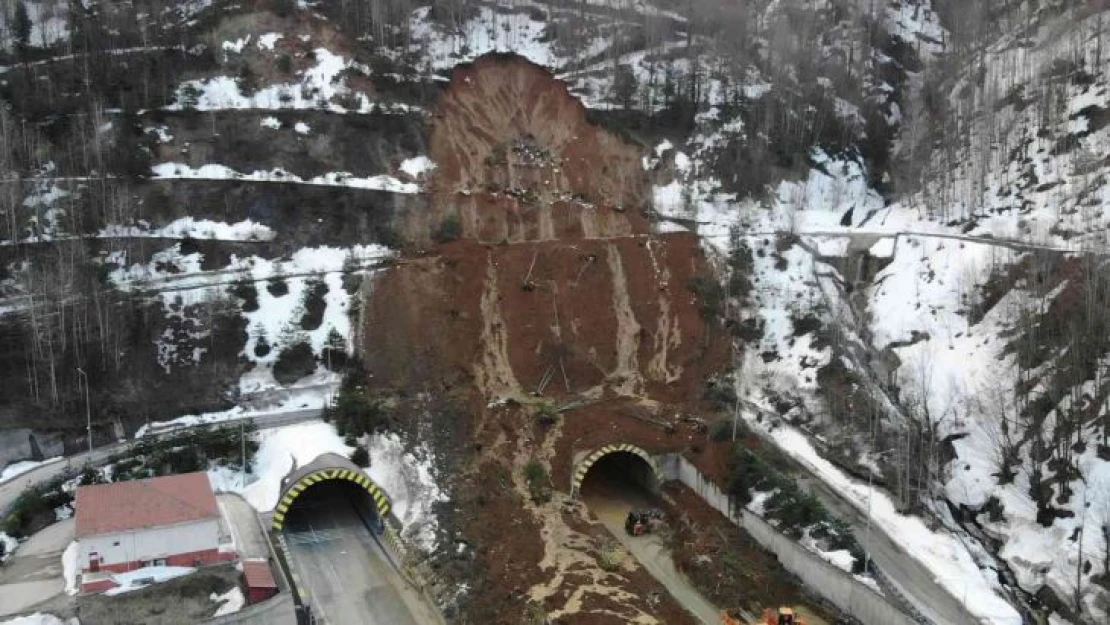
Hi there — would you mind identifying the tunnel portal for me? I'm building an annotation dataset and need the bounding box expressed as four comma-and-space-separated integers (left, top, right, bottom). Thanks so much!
272, 453, 391, 532
571, 443, 662, 497
579, 451, 661, 497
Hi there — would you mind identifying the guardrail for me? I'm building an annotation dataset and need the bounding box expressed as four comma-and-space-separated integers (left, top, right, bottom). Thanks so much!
136, 408, 322, 438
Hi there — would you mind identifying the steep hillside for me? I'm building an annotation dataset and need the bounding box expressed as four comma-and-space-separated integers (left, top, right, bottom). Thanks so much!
2, 0, 1110, 624
360, 54, 738, 622
645, 1, 1110, 622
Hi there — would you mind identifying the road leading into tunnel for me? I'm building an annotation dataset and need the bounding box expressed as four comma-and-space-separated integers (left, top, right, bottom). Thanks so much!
581, 474, 729, 625
283, 487, 441, 625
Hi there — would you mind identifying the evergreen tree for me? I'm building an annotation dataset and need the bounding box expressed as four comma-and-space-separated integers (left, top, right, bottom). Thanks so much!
350, 445, 370, 467
13, 1, 32, 60
253, 325, 272, 359
322, 328, 349, 371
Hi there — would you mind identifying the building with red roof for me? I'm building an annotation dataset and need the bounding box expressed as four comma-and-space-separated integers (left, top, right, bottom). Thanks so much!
75, 472, 228, 592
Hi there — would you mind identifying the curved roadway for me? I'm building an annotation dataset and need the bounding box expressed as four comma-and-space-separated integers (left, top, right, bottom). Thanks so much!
0, 408, 321, 518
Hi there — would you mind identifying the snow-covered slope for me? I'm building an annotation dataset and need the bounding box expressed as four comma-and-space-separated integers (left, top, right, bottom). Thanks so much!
642, 2, 1110, 621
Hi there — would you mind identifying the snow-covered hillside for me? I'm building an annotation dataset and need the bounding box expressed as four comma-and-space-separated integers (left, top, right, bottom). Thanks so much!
637, 1, 1110, 621
2, 0, 1110, 623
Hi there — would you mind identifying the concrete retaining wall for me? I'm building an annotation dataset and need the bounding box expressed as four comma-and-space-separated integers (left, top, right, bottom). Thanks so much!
657, 454, 915, 625
0, 429, 65, 469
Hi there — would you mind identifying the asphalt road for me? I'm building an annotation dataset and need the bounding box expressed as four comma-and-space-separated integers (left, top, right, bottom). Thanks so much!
796, 474, 979, 625
0, 518, 73, 617
0, 408, 321, 519
282, 485, 438, 625
580, 467, 730, 625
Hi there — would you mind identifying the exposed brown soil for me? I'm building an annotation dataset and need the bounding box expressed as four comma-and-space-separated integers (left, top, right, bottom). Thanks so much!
662, 483, 839, 623
362, 53, 792, 624
394, 53, 651, 246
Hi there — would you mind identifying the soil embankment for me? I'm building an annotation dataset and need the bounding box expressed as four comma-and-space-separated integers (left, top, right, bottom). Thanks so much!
364, 54, 731, 624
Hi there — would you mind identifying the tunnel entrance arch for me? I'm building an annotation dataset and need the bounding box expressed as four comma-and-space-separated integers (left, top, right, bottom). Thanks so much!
271, 453, 392, 531
571, 443, 662, 497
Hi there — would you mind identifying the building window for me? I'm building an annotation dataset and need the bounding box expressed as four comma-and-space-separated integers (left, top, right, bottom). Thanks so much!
112, 541, 120, 547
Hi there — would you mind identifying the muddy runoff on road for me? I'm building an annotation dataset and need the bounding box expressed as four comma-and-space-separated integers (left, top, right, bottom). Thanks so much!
578, 452, 726, 625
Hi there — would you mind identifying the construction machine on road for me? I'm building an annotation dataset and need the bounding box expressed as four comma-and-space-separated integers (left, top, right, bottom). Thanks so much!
721, 607, 806, 625
624, 509, 664, 536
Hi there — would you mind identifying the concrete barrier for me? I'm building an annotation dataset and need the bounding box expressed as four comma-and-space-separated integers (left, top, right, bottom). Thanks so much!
657, 454, 915, 625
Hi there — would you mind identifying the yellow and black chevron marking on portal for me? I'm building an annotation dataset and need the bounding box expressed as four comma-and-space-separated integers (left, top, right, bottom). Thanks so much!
570, 442, 662, 496
271, 468, 391, 531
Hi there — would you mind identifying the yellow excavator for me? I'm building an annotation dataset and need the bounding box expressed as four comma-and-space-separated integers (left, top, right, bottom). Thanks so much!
721, 607, 806, 625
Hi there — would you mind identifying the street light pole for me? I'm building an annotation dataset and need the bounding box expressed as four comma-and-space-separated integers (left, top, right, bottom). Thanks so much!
864, 448, 896, 575
240, 421, 246, 489
865, 467, 874, 574
76, 368, 92, 453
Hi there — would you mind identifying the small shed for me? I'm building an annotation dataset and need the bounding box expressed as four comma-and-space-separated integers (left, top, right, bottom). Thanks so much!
242, 558, 278, 604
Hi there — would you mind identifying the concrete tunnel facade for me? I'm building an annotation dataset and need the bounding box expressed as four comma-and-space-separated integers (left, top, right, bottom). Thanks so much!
570, 442, 664, 497
271, 452, 392, 531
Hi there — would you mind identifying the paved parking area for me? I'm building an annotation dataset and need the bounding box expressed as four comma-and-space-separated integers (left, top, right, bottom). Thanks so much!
0, 519, 73, 617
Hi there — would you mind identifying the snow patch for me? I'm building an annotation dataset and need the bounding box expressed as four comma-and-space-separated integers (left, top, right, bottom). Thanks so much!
208, 465, 250, 494
62, 541, 78, 595
257, 33, 283, 51
0, 532, 17, 561
150, 163, 420, 194
0, 2, 69, 52
222, 35, 251, 55
239, 422, 354, 512
293, 122, 311, 135
366, 432, 446, 553
409, 5, 556, 70
211, 587, 246, 617
0, 615, 77, 625
54, 504, 73, 521
1, 457, 63, 484
105, 566, 195, 595
169, 48, 376, 113
135, 407, 249, 438
868, 237, 895, 258
399, 156, 436, 179
99, 217, 275, 241
146, 125, 174, 143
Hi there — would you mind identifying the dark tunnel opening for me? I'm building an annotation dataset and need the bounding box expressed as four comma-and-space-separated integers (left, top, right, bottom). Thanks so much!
282, 479, 384, 536
580, 451, 659, 497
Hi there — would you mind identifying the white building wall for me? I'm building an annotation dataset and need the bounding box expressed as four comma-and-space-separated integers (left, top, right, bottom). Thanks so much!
79, 518, 219, 568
